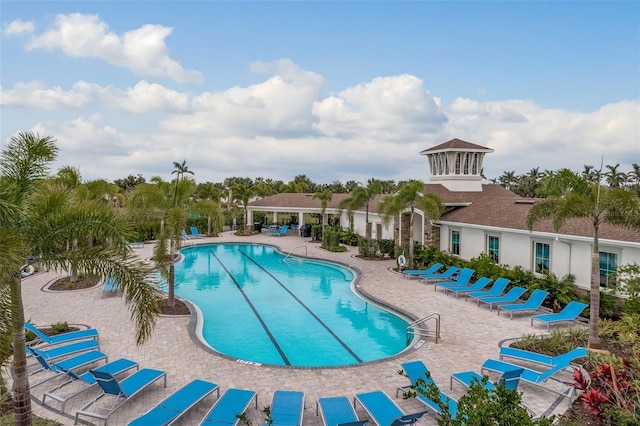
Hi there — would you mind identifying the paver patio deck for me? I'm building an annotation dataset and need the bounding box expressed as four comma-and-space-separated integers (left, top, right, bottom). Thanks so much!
19, 231, 578, 425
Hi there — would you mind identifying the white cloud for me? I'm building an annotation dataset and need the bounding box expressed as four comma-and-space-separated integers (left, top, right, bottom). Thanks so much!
163, 59, 325, 137
6, 59, 638, 184
312, 74, 448, 142
0, 81, 92, 109
1, 80, 191, 113
3, 19, 34, 36
443, 98, 640, 179
24, 13, 202, 84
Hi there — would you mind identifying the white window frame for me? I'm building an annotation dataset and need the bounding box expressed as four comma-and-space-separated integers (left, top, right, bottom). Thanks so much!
450, 229, 461, 256
533, 240, 551, 275
486, 234, 500, 263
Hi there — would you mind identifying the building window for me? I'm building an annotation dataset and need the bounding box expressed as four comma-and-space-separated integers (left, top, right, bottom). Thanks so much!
472, 154, 478, 175
445, 156, 449, 174
463, 154, 470, 175
599, 251, 618, 287
454, 153, 461, 174
451, 230, 460, 255
534, 242, 550, 274
487, 236, 500, 263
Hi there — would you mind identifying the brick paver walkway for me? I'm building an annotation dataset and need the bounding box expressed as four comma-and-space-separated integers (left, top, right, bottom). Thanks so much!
19, 231, 576, 425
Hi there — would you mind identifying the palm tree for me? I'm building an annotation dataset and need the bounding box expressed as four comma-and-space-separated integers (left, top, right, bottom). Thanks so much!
279, 181, 305, 193
498, 171, 517, 191
629, 163, 640, 183
312, 188, 333, 234
0, 132, 161, 425
604, 164, 627, 188
337, 180, 382, 239
526, 168, 640, 348
233, 184, 255, 234
378, 180, 444, 269
171, 160, 194, 207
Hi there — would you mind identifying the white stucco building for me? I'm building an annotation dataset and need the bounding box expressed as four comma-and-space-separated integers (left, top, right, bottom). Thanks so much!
248, 138, 640, 291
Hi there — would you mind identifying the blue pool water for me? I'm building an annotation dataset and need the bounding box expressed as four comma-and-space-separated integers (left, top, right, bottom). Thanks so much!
170, 243, 410, 367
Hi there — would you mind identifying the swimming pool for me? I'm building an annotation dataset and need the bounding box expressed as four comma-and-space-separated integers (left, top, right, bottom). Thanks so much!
171, 243, 410, 367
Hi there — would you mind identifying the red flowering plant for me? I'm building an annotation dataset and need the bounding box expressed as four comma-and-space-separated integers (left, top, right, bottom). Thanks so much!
570, 355, 639, 424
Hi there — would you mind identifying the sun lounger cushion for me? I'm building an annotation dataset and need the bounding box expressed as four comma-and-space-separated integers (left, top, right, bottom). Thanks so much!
129, 379, 219, 426
200, 388, 257, 426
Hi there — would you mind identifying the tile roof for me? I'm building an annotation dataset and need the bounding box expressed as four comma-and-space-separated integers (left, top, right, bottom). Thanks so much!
248, 185, 640, 243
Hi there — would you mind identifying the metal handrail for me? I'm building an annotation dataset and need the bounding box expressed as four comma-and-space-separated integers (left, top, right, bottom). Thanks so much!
283, 246, 308, 262
406, 313, 441, 343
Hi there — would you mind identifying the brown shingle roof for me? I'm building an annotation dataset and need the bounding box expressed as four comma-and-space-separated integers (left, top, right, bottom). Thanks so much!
249, 185, 640, 243
248, 193, 351, 209
419, 138, 493, 154
434, 185, 640, 243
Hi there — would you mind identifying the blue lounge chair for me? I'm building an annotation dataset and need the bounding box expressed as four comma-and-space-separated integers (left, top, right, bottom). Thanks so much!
450, 366, 524, 391
402, 263, 443, 278
265, 390, 304, 426
434, 268, 475, 292
481, 358, 578, 400
43, 358, 139, 412
25, 322, 99, 346
418, 266, 459, 283
75, 367, 167, 425
463, 278, 510, 302
397, 361, 457, 419
200, 388, 257, 426
354, 390, 428, 426
496, 289, 549, 319
476, 286, 527, 311
181, 230, 194, 240
190, 226, 207, 238
128, 241, 144, 249
443, 277, 493, 298
28, 348, 107, 386
129, 379, 219, 426
268, 225, 289, 237
317, 396, 368, 426
103, 276, 120, 293
499, 347, 588, 369
531, 301, 588, 331
27, 339, 100, 364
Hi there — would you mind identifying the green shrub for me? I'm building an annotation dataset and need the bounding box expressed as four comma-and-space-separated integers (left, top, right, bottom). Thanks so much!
322, 226, 342, 251
51, 322, 70, 335
617, 263, 640, 315
466, 252, 505, 280
311, 225, 322, 241
532, 272, 578, 312
512, 326, 588, 355
378, 239, 395, 256
339, 228, 360, 246
399, 369, 554, 425
358, 239, 378, 258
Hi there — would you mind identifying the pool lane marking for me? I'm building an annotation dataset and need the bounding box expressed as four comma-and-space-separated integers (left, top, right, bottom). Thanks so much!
209, 250, 291, 366
238, 248, 363, 363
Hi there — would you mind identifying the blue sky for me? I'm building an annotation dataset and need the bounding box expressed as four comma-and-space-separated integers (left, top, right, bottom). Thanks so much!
1, 1, 638, 185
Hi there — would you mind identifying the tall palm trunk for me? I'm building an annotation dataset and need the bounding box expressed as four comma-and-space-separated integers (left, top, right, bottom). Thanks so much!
589, 225, 601, 349
207, 215, 212, 235
10, 274, 32, 426
167, 235, 175, 308
70, 238, 79, 283
408, 208, 415, 269
168, 262, 175, 308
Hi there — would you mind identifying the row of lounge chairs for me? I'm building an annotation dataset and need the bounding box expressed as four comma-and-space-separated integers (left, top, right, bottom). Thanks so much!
26, 318, 586, 425
404, 264, 589, 329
